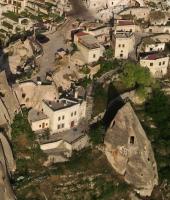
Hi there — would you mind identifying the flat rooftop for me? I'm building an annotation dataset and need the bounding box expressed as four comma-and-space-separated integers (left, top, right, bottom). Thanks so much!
43, 98, 79, 111
115, 32, 133, 38
79, 34, 100, 49
28, 109, 48, 123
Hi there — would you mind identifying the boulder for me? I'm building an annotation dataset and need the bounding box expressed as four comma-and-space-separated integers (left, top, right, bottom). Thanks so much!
104, 103, 158, 197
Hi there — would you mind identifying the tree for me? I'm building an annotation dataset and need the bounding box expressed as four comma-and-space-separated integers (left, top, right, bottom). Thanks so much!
104, 48, 113, 59
120, 62, 152, 98
121, 62, 152, 88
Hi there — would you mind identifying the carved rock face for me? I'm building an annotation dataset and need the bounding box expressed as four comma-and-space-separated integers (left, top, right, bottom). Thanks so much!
104, 103, 158, 197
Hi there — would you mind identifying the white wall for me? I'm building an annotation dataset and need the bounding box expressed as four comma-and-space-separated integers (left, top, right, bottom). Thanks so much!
114, 35, 135, 59
31, 118, 49, 132
42, 100, 87, 134
140, 56, 169, 77
144, 43, 165, 53
77, 42, 102, 63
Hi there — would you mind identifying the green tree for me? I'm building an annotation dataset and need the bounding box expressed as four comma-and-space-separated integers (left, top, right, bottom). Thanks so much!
120, 62, 152, 99
104, 48, 113, 59
121, 62, 152, 88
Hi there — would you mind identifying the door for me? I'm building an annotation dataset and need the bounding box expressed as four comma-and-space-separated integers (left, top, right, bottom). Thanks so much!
70, 121, 74, 128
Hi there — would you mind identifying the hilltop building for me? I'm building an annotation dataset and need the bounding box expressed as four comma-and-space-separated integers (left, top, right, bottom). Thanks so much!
140, 53, 169, 78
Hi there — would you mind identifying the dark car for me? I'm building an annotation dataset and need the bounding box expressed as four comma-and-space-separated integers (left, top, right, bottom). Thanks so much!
36, 34, 49, 44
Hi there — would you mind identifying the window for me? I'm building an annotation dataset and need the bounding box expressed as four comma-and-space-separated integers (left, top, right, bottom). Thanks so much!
58, 116, 61, 121
150, 63, 153, 66
46, 123, 48, 126
58, 125, 60, 129
22, 93, 26, 98
93, 54, 96, 58
163, 61, 165, 65
159, 62, 161, 66
71, 112, 73, 117
118, 44, 121, 47
39, 125, 41, 128
74, 111, 77, 115
130, 136, 134, 145
122, 44, 125, 48
62, 124, 64, 128
62, 115, 65, 120
120, 54, 123, 57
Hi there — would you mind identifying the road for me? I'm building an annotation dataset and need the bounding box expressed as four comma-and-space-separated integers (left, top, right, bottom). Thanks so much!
35, 18, 75, 80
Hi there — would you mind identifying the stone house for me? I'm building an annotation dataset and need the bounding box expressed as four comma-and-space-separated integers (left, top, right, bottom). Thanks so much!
113, 32, 135, 59
140, 38, 166, 53
42, 96, 87, 134
115, 19, 141, 33
28, 109, 50, 132
74, 32, 104, 64
40, 133, 89, 164
140, 53, 169, 78
80, 22, 110, 45
40, 140, 73, 164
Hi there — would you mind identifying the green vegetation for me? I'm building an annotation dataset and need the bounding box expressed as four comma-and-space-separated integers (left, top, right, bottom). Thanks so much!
138, 89, 170, 182
11, 109, 46, 175
80, 65, 90, 74
3, 11, 19, 22
96, 59, 119, 77
49, 13, 64, 22
93, 83, 108, 116
120, 61, 152, 98
2, 21, 13, 29
104, 48, 113, 59
71, 43, 78, 55
89, 123, 105, 145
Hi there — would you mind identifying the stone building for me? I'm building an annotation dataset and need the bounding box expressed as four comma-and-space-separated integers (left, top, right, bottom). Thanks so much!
140, 53, 169, 78
104, 103, 158, 197
74, 32, 104, 64
113, 32, 135, 59
42, 95, 87, 134
28, 109, 50, 132
115, 19, 141, 33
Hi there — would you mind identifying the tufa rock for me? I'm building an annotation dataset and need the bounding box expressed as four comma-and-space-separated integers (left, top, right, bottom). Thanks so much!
104, 103, 158, 197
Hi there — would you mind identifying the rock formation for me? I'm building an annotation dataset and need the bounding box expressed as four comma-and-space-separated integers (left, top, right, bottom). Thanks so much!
104, 103, 158, 197
3, 39, 33, 75
0, 70, 20, 130
0, 132, 16, 200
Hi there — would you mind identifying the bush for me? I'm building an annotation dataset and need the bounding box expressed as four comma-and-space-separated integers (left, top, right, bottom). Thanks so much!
121, 62, 152, 98
96, 59, 119, 77
89, 123, 105, 145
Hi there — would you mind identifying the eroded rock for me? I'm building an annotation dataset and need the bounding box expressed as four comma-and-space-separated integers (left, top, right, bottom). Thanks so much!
104, 103, 158, 196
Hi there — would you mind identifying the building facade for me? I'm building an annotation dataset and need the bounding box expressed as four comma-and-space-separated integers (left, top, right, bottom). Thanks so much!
140, 54, 169, 77
113, 32, 135, 59
42, 97, 87, 134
